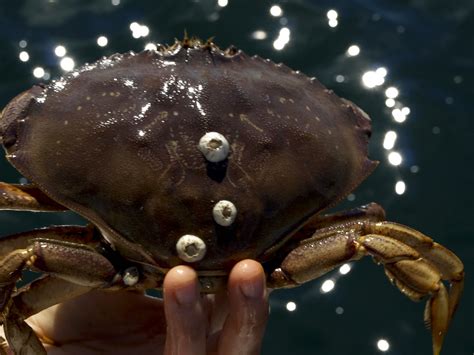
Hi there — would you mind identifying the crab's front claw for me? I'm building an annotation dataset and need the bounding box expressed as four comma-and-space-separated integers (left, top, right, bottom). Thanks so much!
267, 216, 464, 355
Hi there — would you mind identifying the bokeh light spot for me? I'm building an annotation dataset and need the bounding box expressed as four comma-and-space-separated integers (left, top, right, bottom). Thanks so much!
395, 180, 406, 195
388, 151, 402, 166
286, 301, 297, 312
347, 45, 360, 56
385, 86, 399, 98
19, 51, 29, 62
60, 57, 75, 71
383, 131, 397, 150
54, 45, 67, 57
321, 279, 335, 293
33, 67, 45, 78
252, 30, 267, 40
339, 263, 351, 275
270, 5, 283, 17
97, 36, 108, 47
377, 339, 390, 352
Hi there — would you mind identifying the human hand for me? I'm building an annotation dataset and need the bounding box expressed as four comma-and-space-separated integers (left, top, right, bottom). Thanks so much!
1, 259, 269, 354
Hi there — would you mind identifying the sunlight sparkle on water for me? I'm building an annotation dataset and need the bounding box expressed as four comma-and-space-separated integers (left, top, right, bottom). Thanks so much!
392, 108, 407, 122
376, 67, 387, 77
273, 27, 291, 51
327, 9, 338, 27
60, 57, 75, 71
383, 131, 397, 150
270, 5, 283, 17
97, 36, 108, 47
362, 70, 385, 88
145, 43, 158, 51
286, 301, 297, 312
385, 86, 399, 98
321, 279, 335, 293
385, 98, 395, 107
395, 180, 406, 195
377, 339, 390, 352
54, 45, 66, 57
252, 30, 267, 40
388, 151, 402, 166
130, 22, 150, 38
19, 51, 29, 62
339, 263, 351, 275
33, 67, 45, 78
327, 9, 338, 20
347, 45, 360, 56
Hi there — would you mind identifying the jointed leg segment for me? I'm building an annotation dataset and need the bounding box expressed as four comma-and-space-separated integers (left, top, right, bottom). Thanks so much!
268, 205, 464, 355
0, 226, 122, 354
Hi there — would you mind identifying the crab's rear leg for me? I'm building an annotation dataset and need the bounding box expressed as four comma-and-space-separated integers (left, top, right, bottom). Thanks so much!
0, 182, 66, 212
267, 206, 464, 355
4, 276, 94, 355
0, 226, 128, 354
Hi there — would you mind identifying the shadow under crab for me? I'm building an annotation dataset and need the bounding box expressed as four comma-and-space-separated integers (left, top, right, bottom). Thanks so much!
0, 37, 464, 355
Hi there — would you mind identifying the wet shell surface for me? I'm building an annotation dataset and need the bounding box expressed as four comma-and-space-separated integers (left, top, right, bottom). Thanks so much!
0, 38, 375, 270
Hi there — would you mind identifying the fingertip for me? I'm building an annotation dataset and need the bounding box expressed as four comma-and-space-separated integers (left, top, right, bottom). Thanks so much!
163, 266, 206, 355
163, 265, 199, 305
229, 259, 266, 299
218, 260, 269, 355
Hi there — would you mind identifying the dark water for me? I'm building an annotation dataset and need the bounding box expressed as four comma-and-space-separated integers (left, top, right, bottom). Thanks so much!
0, 0, 472, 354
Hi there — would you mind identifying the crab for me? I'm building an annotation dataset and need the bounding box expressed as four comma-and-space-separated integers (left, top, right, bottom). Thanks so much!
0, 38, 464, 355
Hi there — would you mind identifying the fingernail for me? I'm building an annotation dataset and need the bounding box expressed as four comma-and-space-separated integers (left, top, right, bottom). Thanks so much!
174, 282, 199, 305
240, 274, 265, 299
173, 269, 200, 305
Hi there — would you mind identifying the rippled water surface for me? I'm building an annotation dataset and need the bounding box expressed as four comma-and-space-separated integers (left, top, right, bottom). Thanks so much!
0, 0, 473, 354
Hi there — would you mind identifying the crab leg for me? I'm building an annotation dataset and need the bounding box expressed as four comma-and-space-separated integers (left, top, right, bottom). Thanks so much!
0, 182, 66, 212
4, 276, 94, 355
0, 226, 100, 314
0, 225, 99, 259
262, 202, 387, 259
267, 217, 464, 355
0, 228, 119, 294
0, 226, 124, 354
301, 202, 386, 231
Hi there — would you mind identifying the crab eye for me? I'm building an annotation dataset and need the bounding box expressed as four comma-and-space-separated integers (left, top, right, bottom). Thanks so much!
198, 132, 230, 163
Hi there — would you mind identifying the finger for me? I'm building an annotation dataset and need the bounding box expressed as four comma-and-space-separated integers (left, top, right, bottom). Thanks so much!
203, 290, 229, 335
29, 290, 167, 354
163, 266, 206, 355
202, 291, 229, 353
218, 260, 269, 355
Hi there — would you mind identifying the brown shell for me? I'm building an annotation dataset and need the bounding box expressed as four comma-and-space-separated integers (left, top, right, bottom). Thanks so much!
0, 40, 376, 270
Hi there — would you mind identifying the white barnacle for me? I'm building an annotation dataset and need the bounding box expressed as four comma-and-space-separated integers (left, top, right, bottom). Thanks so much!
176, 235, 207, 262
198, 132, 230, 163
123, 266, 139, 286
213, 200, 237, 226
